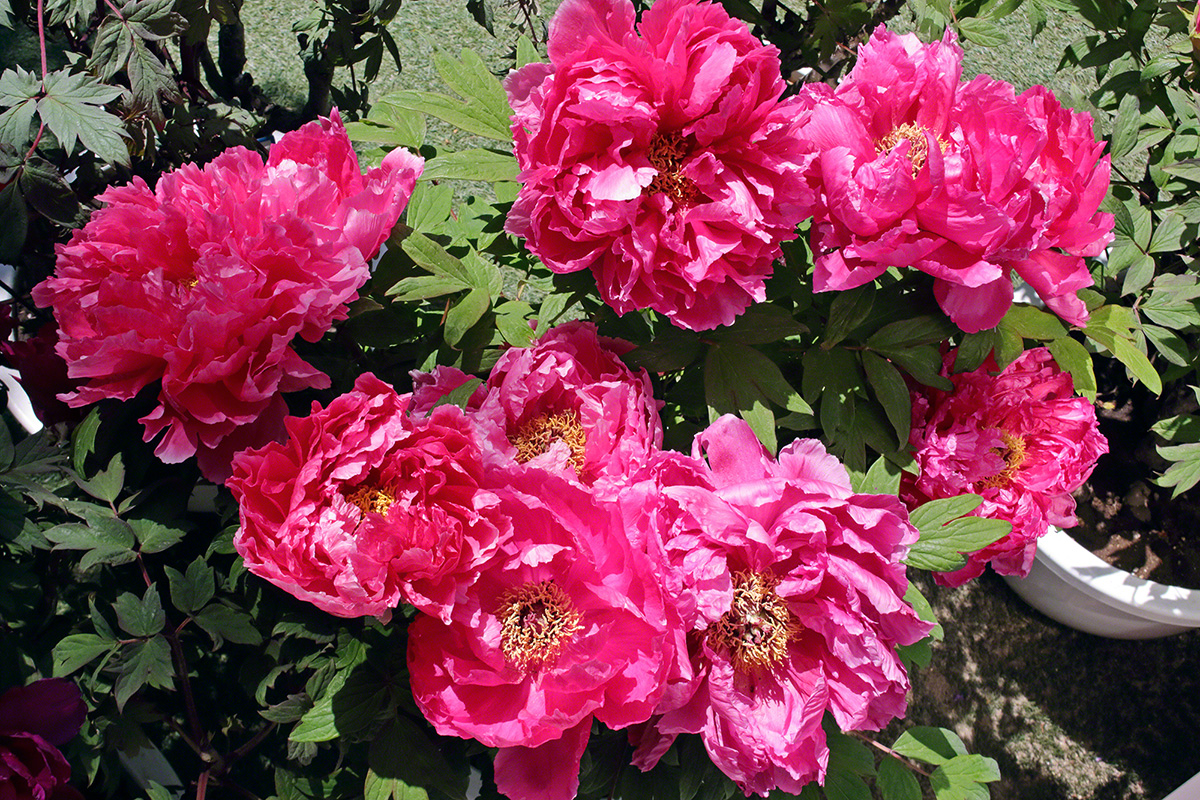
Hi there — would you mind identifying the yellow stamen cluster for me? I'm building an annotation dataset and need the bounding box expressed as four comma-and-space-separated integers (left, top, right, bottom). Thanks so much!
706, 571, 799, 675
344, 484, 397, 517
509, 411, 587, 476
979, 430, 1028, 489
647, 132, 703, 206
877, 122, 945, 176
498, 580, 583, 673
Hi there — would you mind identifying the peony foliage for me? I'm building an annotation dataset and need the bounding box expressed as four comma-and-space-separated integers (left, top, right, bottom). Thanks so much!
1, 0, 1195, 797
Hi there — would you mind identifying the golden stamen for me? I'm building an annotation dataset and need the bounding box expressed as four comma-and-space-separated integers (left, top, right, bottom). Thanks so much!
706, 571, 798, 674
979, 430, 1028, 489
344, 484, 397, 517
509, 411, 587, 476
498, 580, 583, 673
877, 122, 946, 176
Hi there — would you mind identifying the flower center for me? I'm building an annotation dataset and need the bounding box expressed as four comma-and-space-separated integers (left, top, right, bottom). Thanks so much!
646, 132, 703, 207
509, 411, 587, 476
979, 431, 1028, 489
344, 484, 397, 517
706, 571, 798, 674
877, 122, 942, 176
499, 580, 583, 673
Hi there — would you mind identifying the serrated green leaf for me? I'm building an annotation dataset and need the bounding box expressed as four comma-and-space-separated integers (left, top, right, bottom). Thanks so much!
1156, 447, 1200, 497
53, 633, 116, 676
432, 48, 511, 128
130, 517, 185, 553
0, 99, 37, 149
421, 149, 518, 182
76, 452, 124, 503
36, 70, 128, 165
114, 586, 166, 638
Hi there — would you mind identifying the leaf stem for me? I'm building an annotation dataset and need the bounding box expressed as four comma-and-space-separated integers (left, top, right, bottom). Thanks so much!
848, 731, 933, 778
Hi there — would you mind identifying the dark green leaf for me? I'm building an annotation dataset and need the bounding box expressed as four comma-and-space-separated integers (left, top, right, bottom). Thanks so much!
861, 352, 911, 448
36, 70, 128, 166
822, 284, 875, 348
114, 586, 166, 638
624, 328, 703, 373
370, 715, 470, 800
421, 149, 518, 183
114, 635, 173, 710
877, 757, 922, 800
53, 633, 116, 676
193, 602, 262, 647
711, 303, 807, 345
865, 315, 957, 350
130, 518, 186, 554
0, 181, 28, 260
443, 287, 491, 346
165, 557, 215, 614
16, 156, 79, 225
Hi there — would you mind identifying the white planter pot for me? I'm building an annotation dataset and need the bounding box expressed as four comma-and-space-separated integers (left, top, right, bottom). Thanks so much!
1003, 527, 1200, 639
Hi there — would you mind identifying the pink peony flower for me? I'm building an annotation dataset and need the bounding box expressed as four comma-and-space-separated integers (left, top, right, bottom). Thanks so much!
32, 112, 423, 482
411, 321, 662, 496
0, 678, 86, 800
504, 0, 816, 330
228, 373, 505, 621
905, 347, 1107, 586
407, 469, 673, 800
630, 416, 931, 795
797, 27, 1112, 333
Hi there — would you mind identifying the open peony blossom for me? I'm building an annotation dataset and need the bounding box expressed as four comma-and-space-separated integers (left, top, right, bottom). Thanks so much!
411, 321, 662, 496
629, 416, 931, 795
32, 112, 423, 482
797, 27, 1112, 333
228, 373, 505, 621
906, 347, 1108, 586
0, 678, 86, 800
407, 470, 672, 800
504, 0, 816, 330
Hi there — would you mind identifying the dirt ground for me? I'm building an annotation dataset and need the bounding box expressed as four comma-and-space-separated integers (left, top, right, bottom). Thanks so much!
896, 570, 1200, 800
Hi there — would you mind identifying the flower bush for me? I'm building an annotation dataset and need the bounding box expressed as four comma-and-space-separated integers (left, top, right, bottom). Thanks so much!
1, 0, 1185, 795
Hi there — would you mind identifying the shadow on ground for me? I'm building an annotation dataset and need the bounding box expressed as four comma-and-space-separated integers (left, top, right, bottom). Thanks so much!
900, 571, 1200, 800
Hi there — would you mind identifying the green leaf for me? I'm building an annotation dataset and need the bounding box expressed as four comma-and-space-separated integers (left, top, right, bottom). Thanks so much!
930, 755, 1001, 800
891, 727, 969, 767
711, 303, 807, 345
907, 495, 1011, 572
1109, 93, 1140, 161
623, 327, 702, 372
421, 149, 518, 182
877, 757, 922, 800
53, 633, 116, 676
193, 602, 262, 647
1045, 336, 1097, 399
1148, 211, 1186, 254
516, 35, 538, 68
71, 408, 102, 475
0, 181, 28, 260
114, 635, 173, 710
130, 518, 186, 553
443, 287, 492, 346
114, 586, 166, 638
369, 715, 469, 800
382, 89, 510, 141
36, 70, 128, 165
866, 315, 958, 350
432, 48, 512, 131
852, 455, 903, 495
43, 519, 137, 567
290, 671, 347, 742
347, 102, 426, 149
952, 330, 998, 373
165, 557, 215, 614
957, 16, 1006, 46
76, 452, 124, 503
999, 304, 1068, 340
861, 352, 911, 448
405, 182, 452, 233
822, 284, 875, 348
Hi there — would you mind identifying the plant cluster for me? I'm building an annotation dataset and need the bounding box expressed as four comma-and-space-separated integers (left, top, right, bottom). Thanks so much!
1, 0, 1197, 797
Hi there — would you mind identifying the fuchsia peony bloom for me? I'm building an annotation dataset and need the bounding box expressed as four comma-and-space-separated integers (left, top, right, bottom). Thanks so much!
505, 0, 816, 330
797, 27, 1112, 333
228, 373, 505, 620
906, 347, 1107, 586
407, 470, 672, 800
32, 112, 423, 482
412, 321, 662, 495
0, 678, 86, 800
629, 416, 931, 795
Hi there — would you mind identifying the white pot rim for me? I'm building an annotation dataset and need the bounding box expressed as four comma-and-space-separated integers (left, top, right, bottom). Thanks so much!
1036, 527, 1200, 626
